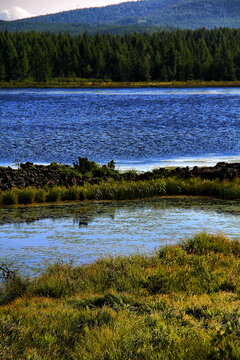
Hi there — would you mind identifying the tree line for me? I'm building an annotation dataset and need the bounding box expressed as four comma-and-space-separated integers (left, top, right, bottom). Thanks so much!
0, 28, 240, 83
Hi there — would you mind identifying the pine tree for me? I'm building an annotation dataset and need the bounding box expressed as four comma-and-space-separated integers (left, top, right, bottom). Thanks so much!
152, 51, 162, 80
31, 42, 51, 82
196, 37, 213, 80
15, 49, 29, 81
4, 33, 18, 81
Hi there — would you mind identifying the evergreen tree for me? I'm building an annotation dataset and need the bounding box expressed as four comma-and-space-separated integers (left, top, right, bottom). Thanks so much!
0, 29, 239, 83
152, 51, 162, 80
0, 32, 6, 81
31, 42, 51, 82
15, 49, 29, 81
4, 33, 18, 81
196, 37, 213, 80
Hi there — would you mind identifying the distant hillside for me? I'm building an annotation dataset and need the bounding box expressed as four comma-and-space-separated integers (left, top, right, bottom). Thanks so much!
0, 20, 173, 35
0, 0, 240, 33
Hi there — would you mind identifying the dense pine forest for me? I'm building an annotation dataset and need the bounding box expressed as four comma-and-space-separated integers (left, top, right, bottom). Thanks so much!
1, 28, 240, 83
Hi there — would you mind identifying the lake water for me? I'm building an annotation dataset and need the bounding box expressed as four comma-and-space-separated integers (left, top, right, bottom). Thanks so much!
1, 198, 240, 276
1, 88, 240, 277
0, 87, 240, 170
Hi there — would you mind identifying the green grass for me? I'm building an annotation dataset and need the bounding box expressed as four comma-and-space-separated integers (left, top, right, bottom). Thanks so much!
1, 233, 240, 359
0, 177, 240, 206
1, 80, 240, 88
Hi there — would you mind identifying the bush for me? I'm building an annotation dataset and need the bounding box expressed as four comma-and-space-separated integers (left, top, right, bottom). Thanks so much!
35, 188, 46, 203
181, 232, 240, 256
0, 188, 19, 205
46, 187, 62, 202
17, 187, 35, 204
0, 276, 28, 305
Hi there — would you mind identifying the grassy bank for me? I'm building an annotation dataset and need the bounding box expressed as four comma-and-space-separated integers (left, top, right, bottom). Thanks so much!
1, 80, 240, 88
1, 177, 240, 206
0, 233, 240, 359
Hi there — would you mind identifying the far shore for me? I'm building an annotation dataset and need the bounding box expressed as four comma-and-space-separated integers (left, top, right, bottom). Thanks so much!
1, 80, 240, 89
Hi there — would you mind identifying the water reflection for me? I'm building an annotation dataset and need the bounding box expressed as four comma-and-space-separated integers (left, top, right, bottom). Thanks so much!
0, 197, 240, 276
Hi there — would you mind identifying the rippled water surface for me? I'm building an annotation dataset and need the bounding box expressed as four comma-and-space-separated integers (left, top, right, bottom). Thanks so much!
1, 198, 240, 276
1, 87, 240, 168
1, 88, 240, 276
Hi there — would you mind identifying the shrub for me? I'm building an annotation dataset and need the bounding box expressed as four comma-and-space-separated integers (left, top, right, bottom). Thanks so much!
0, 276, 28, 305
61, 187, 78, 201
0, 188, 19, 205
35, 189, 46, 203
17, 187, 35, 204
181, 233, 240, 256
45, 187, 62, 202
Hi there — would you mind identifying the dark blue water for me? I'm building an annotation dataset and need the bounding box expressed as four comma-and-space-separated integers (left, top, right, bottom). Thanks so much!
1, 88, 240, 169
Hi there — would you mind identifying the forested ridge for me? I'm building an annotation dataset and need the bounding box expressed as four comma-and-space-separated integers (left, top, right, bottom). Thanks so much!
17, 0, 240, 29
1, 0, 240, 33
1, 28, 240, 82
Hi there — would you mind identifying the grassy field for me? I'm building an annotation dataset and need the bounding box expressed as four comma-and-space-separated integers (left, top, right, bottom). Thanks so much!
1, 177, 240, 206
0, 233, 240, 359
1, 80, 240, 88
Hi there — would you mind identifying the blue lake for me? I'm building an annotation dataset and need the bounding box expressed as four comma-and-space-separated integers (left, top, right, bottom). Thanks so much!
0, 87, 240, 169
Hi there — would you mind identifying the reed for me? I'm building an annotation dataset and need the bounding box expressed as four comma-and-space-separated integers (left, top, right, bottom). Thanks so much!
0, 177, 240, 206
0, 233, 240, 359
17, 187, 35, 205
0, 188, 19, 205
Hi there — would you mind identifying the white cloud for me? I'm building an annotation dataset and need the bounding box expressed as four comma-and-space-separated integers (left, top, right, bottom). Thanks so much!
75, 0, 139, 9
0, 6, 32, 21
0, 1, 140, 21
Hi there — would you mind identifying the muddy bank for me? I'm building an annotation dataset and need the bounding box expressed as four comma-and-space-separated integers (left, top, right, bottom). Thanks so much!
0, 161, 240, 191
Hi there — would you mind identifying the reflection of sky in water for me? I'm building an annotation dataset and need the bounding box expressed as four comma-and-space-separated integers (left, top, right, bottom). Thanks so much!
0, 198, 240, 276
1, 88, 240, 96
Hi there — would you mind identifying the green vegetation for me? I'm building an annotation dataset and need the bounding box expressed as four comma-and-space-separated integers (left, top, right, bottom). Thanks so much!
1, 158, 240, 205
1, 80, 240, 89
1, 28, 240, 83
1, 177, 240, 206
1, 233, 240, 359
0, 0, 240, 33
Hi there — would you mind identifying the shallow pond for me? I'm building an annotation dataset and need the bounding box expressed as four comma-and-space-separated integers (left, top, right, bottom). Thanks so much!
0, 197, 240, 276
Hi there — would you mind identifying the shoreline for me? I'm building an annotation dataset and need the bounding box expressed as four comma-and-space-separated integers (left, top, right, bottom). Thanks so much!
1, 160, 240, 191
0, 161, 240, 205
1, 80, 240, 89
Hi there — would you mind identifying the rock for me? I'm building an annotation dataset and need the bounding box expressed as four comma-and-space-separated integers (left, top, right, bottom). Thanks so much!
0, 161, 239, 191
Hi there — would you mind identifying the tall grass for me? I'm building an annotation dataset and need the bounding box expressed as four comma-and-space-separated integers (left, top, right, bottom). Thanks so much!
0, 233, 240, 359
0, 177, 240, 206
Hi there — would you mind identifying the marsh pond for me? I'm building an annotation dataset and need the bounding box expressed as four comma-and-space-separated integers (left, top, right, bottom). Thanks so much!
0, 198, 240, 276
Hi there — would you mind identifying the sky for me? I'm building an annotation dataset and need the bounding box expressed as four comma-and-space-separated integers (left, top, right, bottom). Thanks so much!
0, 0, 138, 21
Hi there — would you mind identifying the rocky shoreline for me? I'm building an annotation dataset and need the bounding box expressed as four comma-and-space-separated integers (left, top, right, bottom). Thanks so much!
0, 161, 240, 192
0, 162, 84, 191
162, 162, 240, 181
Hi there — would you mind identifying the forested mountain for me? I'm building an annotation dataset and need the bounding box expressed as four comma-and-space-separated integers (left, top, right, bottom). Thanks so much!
0, 0, 240, 34
0, 21, 173, 36
0, 28, 240, 82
